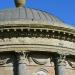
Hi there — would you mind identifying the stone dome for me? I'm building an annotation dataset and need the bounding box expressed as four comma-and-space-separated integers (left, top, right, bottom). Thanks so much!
0, 7, 74, 32
0, 7, 74, 30
0, 7, 74, 29
0, 7, 75, 55
0, 7, 63, 24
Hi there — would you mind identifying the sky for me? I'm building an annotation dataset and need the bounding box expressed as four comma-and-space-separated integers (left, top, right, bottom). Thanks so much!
0, 0, 75, 26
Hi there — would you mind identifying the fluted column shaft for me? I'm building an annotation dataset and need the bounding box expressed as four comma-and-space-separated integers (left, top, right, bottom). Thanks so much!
57, 55, 66, 75
18, 52, 27, 75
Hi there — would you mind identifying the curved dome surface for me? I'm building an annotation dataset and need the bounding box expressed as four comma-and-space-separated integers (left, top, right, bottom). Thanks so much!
0, 7, 63, 24
0, 7, 74, 29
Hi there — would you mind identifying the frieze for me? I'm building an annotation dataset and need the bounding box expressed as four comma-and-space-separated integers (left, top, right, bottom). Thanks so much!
0, 37, 75, 49
29, 53, 53, 66
0, 37, 74, 55
31, 56, 50, 65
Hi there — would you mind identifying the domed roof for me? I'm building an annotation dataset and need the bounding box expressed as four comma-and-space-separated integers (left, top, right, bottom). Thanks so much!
0, 7, 74, 29
0, 7, 62, 23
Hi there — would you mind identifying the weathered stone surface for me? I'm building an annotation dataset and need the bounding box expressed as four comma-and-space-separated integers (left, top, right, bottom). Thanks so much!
0, 1, 75, 75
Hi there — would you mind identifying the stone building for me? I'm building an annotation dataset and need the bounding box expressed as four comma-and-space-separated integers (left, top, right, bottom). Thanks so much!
0, 0, 75, 75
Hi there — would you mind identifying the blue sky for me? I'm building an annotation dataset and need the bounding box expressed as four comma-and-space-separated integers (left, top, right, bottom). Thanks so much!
0, 0, 75, 26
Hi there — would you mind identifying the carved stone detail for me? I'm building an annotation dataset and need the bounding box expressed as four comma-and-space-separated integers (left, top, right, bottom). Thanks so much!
56, 54, 66, 75
32, 57, 48, 65
57, 55, 66, 66
30, 53, 50, 65
67, 59, 75, 68
0, 56, 10, 65
17, 51, 27, 64
0, 37, 75, 50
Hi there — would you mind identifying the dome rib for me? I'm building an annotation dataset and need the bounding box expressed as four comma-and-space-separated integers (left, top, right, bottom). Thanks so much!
0, 7, 74, 32
0, 7, 63, 24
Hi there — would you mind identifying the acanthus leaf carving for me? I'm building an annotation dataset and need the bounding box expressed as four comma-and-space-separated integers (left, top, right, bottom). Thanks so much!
0, 57, 10, 65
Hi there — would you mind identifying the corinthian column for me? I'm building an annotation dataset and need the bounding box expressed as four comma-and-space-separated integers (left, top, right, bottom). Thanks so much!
18, 52, 27, 75
57, 55, 66, 75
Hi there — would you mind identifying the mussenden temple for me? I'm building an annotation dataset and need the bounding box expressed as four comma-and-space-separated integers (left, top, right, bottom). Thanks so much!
0, 0, 75, 75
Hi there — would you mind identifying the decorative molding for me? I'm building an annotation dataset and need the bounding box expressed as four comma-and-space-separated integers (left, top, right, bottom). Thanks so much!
0, 44, 74, 55
0, 26, 74, 42
0, 37, 75, 49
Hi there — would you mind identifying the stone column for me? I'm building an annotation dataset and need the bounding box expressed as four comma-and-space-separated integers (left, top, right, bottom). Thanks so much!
18, 52, 27, 75
57, 55, 66, 75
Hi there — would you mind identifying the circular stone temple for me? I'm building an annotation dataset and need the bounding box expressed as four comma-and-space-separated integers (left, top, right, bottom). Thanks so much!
0, 0, 75, 75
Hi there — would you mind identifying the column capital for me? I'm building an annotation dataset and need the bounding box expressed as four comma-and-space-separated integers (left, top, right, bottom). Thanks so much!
17, 51, 27, 64
57, 54, 66, 66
